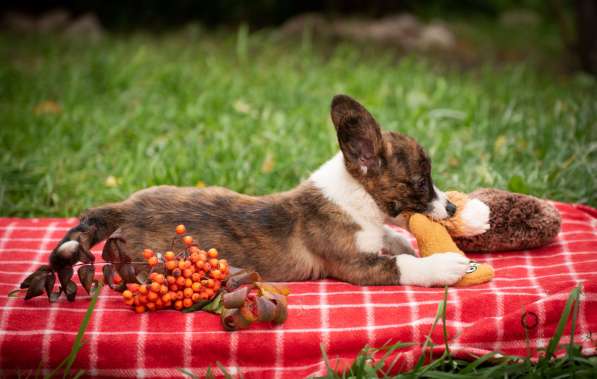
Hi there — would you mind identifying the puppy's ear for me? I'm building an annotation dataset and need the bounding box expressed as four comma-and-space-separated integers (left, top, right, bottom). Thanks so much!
331, 95, 383, 176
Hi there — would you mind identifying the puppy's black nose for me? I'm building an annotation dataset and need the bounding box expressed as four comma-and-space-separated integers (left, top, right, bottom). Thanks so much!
446, 201, 457, 217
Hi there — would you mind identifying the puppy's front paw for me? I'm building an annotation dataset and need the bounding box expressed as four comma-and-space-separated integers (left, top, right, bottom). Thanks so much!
396, 252, 469, 287
426, 253, 470, 286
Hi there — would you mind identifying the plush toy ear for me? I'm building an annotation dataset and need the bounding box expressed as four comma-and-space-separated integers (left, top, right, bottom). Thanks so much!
330, 95, 383, 176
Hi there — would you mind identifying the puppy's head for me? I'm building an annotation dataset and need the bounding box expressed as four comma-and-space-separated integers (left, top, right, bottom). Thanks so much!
331, 94, 456, 219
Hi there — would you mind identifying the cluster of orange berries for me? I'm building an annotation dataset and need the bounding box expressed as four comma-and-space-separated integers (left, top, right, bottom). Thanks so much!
121, 224, 229, 313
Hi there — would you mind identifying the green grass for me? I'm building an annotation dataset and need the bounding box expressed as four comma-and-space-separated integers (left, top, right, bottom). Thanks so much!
0, 27, 596, 217
315, 286, 597, 378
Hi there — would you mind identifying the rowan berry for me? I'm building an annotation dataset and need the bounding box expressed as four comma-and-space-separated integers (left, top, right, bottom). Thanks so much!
156, 298, 163, 308
178, 260, 186, 270
124, 298, 134, 306
175, 224, 186, 235
192, 293, 200, 302
164, 251, 176, 261
147, 291, 158, 302
143, 249, 154, 259
138, 295, 148, 304
189, 246, 200, 254
183, 288, 193, 298
185, 278, 193, 288
126, 283, 140, 292
172, 268, 182, 277
155, 274, 165, 284
210, 269, 221, 280
183, 298, 193, 308
205, 288, 214, 298
146, 302, 156, 311
176, 276, 186, 287
150, 282, 161, 293
122, 290, 133, 299
182, 269, 193, 278
208, 248, 218, 258
148, 256, 158, 266
190, 253, 200, 263
169, 284, 179, 292
213, 281, 221, 292
198, 252, 207, 262
183, 235, 193, 246
174, 300, 183, 310
135, 305, 145, 313
176, 291, 184, 300
165, 260, 177, 271
192, 282, 201, 292
167, 275, 176, 285
162, 293, 171, 303
139, 285, 148, 294
160, 285, 168, 295
191, 273, 201, 282
206, 279, 215, 288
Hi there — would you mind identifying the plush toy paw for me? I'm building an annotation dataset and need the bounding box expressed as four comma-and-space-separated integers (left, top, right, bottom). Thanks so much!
455, 261, 495, 287
459, 198, 490, 236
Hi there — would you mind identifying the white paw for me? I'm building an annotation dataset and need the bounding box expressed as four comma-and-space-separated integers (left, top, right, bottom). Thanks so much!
56, 240, 79, 259
397, 252, 470, 287
461, 199, 490, 236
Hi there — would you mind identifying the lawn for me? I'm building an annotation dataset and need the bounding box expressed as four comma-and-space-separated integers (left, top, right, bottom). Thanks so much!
0, 26, 596, 217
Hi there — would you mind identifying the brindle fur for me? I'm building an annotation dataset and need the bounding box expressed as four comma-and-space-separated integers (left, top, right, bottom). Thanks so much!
50, 95, 444, 286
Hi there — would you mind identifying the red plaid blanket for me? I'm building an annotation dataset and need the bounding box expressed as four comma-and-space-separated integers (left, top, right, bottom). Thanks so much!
0, 202, 596, 378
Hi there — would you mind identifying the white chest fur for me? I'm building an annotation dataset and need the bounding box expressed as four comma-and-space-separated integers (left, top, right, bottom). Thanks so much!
310, 153, 385, 253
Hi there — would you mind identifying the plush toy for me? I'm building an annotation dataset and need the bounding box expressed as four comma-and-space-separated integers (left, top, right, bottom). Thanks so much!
397, 188, 562, 287
404, 192, 495, 287
450, 188, 561, 252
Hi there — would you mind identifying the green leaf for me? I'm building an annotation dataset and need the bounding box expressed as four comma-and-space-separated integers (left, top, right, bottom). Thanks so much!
202, 292, 224, 314
177, 368, 199, 379
545, 285, 581, 360
8, 289, 24, 298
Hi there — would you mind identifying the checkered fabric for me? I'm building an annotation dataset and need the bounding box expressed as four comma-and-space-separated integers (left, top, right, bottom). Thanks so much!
0, 202, 596, 378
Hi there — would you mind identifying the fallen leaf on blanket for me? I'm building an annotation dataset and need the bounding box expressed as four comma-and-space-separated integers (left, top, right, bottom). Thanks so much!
104, 175, 119, 188
33, 100, 61, 115
44, 271, 56, 297
261, 152, 275, 173
77, 265, 95, 294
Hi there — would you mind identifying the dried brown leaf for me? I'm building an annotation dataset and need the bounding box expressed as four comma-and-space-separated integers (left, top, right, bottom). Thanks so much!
77, 265, 95, 294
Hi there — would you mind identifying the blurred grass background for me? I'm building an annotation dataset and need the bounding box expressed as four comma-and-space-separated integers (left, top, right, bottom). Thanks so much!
0, 21, 596, 217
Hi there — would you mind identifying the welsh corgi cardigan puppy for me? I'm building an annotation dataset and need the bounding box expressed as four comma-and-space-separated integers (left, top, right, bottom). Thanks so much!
50, 95, 468, 287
